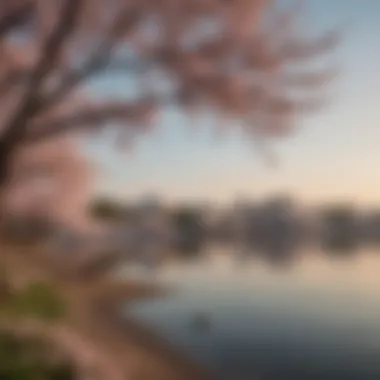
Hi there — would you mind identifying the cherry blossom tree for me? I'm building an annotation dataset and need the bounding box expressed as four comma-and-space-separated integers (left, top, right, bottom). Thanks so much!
0, 0, 338, 187
5, 135, 95, 238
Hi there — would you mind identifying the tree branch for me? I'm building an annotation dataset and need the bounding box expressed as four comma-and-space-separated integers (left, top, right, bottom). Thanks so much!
24, 99, 158, 144
0, 0, 81, 148
0, 1, 32, 36
0, 70, 28, 99
0, 57, 149, 99
40, 4, 143, 116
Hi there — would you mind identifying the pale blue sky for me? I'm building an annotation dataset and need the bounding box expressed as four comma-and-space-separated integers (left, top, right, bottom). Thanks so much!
87, 0, 380, 206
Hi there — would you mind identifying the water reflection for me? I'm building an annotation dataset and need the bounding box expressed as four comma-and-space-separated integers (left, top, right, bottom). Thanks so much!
173, 232, 380, 270
124, 245, 380, 380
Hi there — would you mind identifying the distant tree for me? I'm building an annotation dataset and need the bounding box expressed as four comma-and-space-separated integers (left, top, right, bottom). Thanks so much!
90, 197, 137, 222
320, 204, 359, 250
171, 207, 206, 253
171, 207, 203, 231
322, 205, 356, 227
90, 198, 122, 221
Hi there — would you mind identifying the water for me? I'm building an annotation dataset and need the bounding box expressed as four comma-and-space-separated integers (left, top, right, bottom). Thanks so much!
123, 246, 380, 380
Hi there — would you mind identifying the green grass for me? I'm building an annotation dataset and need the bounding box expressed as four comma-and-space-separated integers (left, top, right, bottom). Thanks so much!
1, 281, 66, 323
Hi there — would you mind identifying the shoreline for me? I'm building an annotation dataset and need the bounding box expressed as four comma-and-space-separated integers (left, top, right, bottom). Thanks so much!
85, 280, 215, 380
3, 246, 214, 380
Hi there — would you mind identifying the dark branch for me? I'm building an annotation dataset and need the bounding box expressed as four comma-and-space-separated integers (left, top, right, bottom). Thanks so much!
0, 2, 33, 36
40, 5, 143, 115
0, 70, 28, 99
24, 100, 158, 144
0, 57, 150, 99
0, 0, 82, 148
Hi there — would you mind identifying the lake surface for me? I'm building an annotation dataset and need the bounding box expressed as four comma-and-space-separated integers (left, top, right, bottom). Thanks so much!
123, 245, 380, 380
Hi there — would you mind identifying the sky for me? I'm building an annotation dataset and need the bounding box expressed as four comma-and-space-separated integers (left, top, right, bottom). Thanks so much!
87, 0, 380, 207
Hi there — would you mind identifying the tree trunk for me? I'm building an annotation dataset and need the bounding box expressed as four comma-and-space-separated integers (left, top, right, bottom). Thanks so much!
0, 138, 17, 233
0, 139, 12, 197
0, 141, 13, 299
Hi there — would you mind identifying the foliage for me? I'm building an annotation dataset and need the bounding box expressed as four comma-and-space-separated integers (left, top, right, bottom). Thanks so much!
1, 281, 66, 323
90, 198, 126, 221
171, 207, 206, 255
0, 331, 76, 380
2, 217, 54, 245
5, 137, 93, 232
90, 198, 138, 222
171, 208, 203, 231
